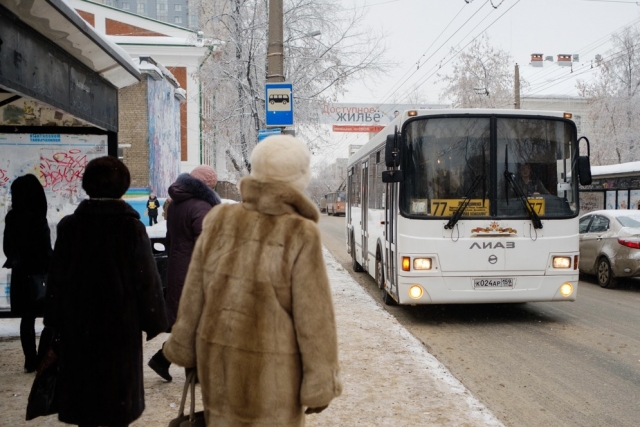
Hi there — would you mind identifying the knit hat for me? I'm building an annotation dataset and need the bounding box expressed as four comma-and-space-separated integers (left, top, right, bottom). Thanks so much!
82, 156, 131, 198
190, 165, 218, 189
250, 135, 311, 192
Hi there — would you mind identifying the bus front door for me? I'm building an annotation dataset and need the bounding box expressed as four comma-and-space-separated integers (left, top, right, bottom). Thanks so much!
385, 181, 397, 299
361, 161, 369, 271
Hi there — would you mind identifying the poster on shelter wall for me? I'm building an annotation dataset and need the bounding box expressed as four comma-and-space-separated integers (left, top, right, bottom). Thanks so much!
605, 191, 616, 210
617, 190, 630, 209
0, 133, 107, 310
630, 190, 640, 210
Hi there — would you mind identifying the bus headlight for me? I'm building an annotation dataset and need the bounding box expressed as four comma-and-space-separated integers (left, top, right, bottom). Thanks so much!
559, 282, 573, 297
413, 258, 432, 270
409, 285, 424, 299
553, 256, 571, 269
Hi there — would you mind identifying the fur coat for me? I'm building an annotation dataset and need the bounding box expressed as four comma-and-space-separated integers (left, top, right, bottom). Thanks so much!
44, 199, 168, 426
164, 177, 342, 427
165, 173, 221, 326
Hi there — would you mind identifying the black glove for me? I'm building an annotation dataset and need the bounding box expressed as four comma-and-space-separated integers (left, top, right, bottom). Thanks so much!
305, 405, 328, 414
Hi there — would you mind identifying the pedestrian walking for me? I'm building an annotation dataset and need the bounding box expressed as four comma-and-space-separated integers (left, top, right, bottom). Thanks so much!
146, 191, 159, 226
164, 135, 342, 426
162, 197, 171, 220
2, 174, 53, 373
43, 156, 168, 427
147, 165, 221, 382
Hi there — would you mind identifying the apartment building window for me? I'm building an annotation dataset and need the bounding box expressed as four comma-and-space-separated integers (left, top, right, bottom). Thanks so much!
175, 16, 182, 24
189, 14, 198, 29
122, 2, 130, 10
138, 0, 147, 14
157, 0, 168, 20
174, 4, 182, 11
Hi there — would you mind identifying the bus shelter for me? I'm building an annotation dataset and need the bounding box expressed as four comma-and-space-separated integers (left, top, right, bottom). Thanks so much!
579, 162, 640, 213
0, 0, 141, 314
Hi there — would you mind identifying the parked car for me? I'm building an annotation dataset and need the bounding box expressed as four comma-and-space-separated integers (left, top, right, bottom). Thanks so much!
578, 209, 640, 288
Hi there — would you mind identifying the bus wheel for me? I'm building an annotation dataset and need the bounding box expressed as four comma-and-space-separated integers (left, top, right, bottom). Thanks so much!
375, 250, 384, 289
597, 257, 618, 288
351, 236, 364, 272
382, 285, 396, 306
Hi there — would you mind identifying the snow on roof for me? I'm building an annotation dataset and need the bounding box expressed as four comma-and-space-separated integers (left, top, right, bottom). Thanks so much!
108, 35, 199, 46
591, 161, 640, 177
175, 88, 187, 101
134, 57, 181, 87
136, 58, 163, 80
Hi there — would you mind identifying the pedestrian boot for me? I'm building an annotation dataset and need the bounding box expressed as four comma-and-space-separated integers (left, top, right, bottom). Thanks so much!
148, 349, 172, 382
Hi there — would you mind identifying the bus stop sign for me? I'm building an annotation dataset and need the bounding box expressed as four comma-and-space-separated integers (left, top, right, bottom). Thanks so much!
265, 82, 293, 127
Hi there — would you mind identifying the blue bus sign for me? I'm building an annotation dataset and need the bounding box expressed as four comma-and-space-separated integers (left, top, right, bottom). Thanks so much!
265, 82, 293, 127
258, 128, 282, 142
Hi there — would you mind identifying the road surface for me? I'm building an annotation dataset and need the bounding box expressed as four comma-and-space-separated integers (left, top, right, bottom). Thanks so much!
318, 214, 640, 427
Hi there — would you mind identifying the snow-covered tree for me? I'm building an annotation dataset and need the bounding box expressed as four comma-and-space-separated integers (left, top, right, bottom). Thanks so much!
577, 27, 640, 165
198, 0, 386, 182
437, 34, 524, 109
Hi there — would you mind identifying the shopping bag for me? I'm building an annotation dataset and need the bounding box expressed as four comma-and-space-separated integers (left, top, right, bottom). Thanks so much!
168, 370, 205, 427
26, 335, 59, 420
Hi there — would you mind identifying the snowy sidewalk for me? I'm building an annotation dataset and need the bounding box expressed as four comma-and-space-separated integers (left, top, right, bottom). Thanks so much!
0, 247, 503, 426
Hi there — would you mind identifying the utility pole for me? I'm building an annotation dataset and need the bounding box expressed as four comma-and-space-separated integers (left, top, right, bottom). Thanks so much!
514, 63, 521, 109
266, 0, 284, 83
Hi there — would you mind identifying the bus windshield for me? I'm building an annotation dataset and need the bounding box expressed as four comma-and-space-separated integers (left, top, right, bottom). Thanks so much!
400, 115, 577, 219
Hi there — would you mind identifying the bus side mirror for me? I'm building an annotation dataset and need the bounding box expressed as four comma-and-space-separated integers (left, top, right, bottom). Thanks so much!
577, 156, 592, 186
385, 134, 397, 168
382, 170, 403, 183
576, 136, 592, 186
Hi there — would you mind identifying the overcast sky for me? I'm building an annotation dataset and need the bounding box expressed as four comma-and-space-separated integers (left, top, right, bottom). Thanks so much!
342, 0, 640, 103
309, 0, 640, 165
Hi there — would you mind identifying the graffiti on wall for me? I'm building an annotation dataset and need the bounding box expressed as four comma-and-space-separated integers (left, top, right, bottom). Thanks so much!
147, 78, 181, 198
0, 133, 107, 243
0, 133, 107, 310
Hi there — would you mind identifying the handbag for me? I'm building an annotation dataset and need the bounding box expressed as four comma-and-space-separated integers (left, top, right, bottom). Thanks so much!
168, 370, 205, 427
27, 273, 47, 304
26, 334, 59, 420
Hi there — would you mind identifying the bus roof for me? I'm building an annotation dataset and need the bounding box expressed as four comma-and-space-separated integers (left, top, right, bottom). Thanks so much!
347, 108, 572, 167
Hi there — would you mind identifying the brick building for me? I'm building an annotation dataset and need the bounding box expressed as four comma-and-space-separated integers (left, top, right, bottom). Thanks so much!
119, 57, 185, 197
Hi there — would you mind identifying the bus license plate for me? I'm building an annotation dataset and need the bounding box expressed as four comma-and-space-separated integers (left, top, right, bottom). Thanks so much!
473, 278, 514, 289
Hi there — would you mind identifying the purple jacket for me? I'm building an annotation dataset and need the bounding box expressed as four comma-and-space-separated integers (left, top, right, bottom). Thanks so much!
165, 173, 221, 326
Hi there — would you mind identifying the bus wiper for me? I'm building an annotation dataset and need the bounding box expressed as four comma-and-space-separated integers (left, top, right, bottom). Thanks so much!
503, 145, 542, 229
503, 168, 543, 229
444, 172, 486, 230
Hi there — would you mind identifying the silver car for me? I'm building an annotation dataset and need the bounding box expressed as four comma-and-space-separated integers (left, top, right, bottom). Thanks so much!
579, 209, 640, 288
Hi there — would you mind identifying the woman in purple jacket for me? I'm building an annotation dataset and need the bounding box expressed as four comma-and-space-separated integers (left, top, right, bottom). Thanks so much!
148, 165, 220, 381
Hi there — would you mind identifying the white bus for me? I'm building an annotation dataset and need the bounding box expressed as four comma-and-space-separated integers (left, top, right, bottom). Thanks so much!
346, 109, 592, 305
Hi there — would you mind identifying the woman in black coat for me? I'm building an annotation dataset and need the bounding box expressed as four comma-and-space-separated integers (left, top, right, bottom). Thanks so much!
44, 156, 168, 427
147, 166, 220, 382
2, 174, 52, 372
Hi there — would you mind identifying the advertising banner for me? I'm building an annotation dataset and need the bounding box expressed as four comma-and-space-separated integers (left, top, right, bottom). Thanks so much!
320, 103, 448, 132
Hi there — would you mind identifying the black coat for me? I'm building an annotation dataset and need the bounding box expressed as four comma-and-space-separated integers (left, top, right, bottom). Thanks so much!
165, 173, 220, 326
44, 199, 168, 426
3, 203, 52, 316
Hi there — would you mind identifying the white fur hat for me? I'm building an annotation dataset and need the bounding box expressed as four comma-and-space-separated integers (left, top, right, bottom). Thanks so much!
250, 135, 311, 192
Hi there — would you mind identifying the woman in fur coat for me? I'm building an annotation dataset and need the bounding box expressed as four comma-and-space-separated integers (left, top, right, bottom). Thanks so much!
43, 156, 168, 427
164, 135, 342, 426
148, 165, 221, 382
